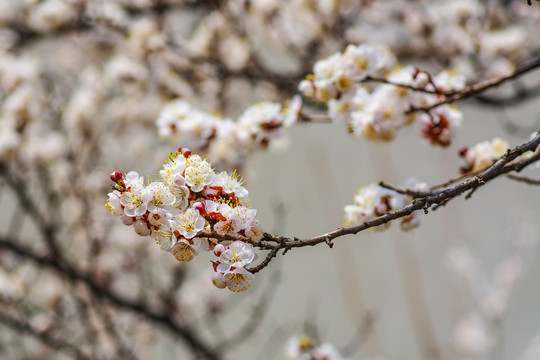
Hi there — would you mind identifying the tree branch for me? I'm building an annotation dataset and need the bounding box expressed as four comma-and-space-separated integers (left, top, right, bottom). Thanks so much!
197, 133, 540, 271
408, 55, 540, 113
505, 174, 540, 185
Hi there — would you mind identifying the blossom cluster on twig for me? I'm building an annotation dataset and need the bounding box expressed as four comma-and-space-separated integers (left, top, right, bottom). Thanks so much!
299, 44, 466, 146
107, 148, 263, 292
344, 178, 428, 232
156, 96, 302, 169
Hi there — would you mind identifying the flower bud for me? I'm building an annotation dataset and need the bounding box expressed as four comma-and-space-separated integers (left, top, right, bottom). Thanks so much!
121, 213, 135, 226
134, 219, 152, 236
210, 271, 226, 289
110, 171, 122, 183
213, 244, 225, 257
192, 201, 205, 215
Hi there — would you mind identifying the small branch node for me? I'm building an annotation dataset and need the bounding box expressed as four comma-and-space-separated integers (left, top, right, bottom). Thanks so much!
474, 175, 486, 186
325, 237, 334, 248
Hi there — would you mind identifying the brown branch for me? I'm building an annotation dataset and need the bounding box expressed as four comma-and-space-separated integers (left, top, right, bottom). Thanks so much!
378, 181, 429, 198
0, 236, 222, 360
475, 83, 540, 107
430, 168, 485, 190
196, 133, 540, 271
408, 55, 540, 113
248, 247, 280, 274
276, 135, 540, 247
363, 76, 449, 95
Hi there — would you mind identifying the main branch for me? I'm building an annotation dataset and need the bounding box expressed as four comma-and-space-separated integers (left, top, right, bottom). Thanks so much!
195, 133, 540, 272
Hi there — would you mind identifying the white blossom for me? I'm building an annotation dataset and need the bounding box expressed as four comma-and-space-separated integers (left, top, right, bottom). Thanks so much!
119, 172, 150, 217
172, 209, 205, 239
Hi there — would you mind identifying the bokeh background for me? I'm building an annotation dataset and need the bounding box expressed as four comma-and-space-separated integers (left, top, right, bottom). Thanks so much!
1, 1, 540, 360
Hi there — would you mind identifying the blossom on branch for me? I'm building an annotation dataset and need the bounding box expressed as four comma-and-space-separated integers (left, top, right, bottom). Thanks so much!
460, 137, 509, 173
106, 148, 261, 292
300, 44, 467, 146
156, 96, 303, 169
345, 178, 428, 231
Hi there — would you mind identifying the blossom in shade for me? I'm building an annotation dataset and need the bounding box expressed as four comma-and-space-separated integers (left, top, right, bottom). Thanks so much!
172, 239, 200, 262
223, 267, 255, 292
154, 223, 176, 252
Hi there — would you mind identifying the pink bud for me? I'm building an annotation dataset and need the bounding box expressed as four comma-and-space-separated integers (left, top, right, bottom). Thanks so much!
121, 214, 135, 226
192, 202, 206, 215
202, 187, 219, 197
110, 171, 122, 183
214, 244, 225, 257
134, 219, 152, 237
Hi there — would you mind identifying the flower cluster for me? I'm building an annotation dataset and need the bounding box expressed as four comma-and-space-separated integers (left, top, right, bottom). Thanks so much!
299, 44, 465, 146
344, 178, 428, 231
106, 148, 262, 292
285, 335, 346, 360
156, 96, 302, 169
459, 137, 509, 173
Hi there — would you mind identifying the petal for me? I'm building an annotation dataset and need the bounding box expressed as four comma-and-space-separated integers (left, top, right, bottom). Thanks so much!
224, 272, 252, 292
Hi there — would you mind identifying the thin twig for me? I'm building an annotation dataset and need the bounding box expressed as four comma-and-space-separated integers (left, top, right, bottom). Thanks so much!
430, 168, 484, 190
407, 55, 540, 113
363, 76, 451, 95
378, 181, 429, 198
476, 83, 540, 107
505, 173, 540, 185
198, 133, 540, 261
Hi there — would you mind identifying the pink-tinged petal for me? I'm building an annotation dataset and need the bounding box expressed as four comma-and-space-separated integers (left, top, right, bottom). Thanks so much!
216, 262, 231, 273
125, 171, 140, 182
